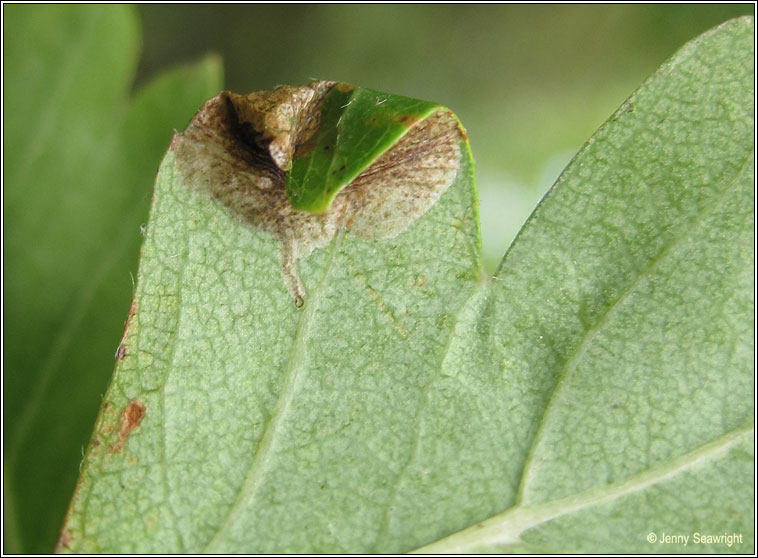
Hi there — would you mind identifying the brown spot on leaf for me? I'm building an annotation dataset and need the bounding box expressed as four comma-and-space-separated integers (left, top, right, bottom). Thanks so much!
174, 82, 463, 304
108, 400, 146, 454
120, 401, 146, 437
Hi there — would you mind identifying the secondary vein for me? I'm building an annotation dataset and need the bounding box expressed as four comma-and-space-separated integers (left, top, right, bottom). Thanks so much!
513, 154, 751, 504
412, 423, 753, 553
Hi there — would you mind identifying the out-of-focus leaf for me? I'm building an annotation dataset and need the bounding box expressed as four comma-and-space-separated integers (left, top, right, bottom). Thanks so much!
3, 5, 222, 553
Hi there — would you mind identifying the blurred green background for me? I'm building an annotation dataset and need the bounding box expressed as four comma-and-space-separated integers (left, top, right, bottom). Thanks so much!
3, 4, 752, 553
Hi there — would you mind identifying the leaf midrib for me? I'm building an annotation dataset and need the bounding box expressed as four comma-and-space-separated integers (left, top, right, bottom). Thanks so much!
202, 233, 346, 552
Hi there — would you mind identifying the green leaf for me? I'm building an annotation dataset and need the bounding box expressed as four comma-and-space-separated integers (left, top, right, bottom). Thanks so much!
2, 5, 222, 553
59, 16, 752, 553
286, 84, 443, 213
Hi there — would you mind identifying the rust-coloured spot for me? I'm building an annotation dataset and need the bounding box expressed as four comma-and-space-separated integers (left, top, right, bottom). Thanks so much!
120, 401, 146, 438
335, 83, 355, 92
108, 400, 146, 454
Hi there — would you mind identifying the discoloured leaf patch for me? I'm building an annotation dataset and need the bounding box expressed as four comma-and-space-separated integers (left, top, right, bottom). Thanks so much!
108, 400, 145, 454
224, 81, 335, 172
174, 81, 463, 304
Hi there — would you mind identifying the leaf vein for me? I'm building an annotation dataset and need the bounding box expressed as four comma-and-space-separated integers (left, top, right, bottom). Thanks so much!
202, 233, 345, 552
513, 153, 752, 504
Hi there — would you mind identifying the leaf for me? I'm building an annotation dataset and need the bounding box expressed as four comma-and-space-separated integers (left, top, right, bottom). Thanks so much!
285, 84, 445, 213
173, 83, 463, 304
2, 5, 222, 553
58, 16, 753, 553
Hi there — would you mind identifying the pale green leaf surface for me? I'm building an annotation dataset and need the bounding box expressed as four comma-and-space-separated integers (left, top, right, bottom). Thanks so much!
3, 5, 222, 553
60, 17, 753, 553
417, 16, 754, 553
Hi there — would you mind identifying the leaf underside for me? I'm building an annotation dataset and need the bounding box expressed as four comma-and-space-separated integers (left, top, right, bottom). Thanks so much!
60, 17, 753, 554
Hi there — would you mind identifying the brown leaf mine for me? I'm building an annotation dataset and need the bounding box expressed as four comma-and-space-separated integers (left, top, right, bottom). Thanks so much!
225, 81, 335, 171
174, 81, 463, 304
